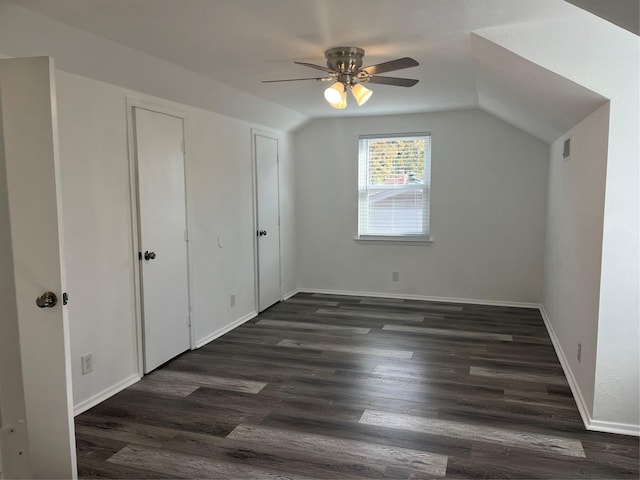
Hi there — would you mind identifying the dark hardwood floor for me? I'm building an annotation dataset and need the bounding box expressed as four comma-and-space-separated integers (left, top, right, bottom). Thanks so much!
75, 293, 639, 479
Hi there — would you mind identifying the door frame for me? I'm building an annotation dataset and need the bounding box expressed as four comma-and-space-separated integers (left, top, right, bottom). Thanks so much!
251, 128, 282, 313
125, 97, 194, 376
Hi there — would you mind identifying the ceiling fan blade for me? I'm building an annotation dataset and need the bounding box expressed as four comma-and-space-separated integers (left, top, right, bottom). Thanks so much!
294, 61, 334, 73
262, 77, 331, 83
366, 76, 419, 87
361, 57, 419, 75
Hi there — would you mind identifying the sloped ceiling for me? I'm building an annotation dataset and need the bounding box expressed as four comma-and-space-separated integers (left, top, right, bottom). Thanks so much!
471, 34, 607, 142
5, 0, 613, 140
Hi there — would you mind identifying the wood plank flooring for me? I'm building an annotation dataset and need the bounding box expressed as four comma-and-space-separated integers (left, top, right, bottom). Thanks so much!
75, 293, 639, 479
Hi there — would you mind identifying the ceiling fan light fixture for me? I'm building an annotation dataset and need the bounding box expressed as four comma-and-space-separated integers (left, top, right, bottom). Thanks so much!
324, 82, 344, 104
324, 82, 347, 109
330, 93, 347, 109
351, 83, 373, 106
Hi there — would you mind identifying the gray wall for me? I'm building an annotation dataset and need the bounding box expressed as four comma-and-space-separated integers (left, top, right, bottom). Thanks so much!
543, 103, 609, 422
294, 110, 548, 303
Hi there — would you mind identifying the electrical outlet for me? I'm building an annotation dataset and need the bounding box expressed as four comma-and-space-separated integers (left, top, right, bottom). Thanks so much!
230, 293, 236, 307
577, 343, 582, 363
392, 272, 400, 282
81, 354, 93, 375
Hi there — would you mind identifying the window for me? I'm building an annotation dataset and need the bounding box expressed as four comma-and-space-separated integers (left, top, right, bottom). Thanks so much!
358, 133, 431, 241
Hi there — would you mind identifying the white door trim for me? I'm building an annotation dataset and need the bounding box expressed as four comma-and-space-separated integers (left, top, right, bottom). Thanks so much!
251, 128, 282, 313
125, 97, 193, 377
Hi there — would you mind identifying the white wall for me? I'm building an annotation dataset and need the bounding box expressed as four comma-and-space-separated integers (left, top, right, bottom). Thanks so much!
54, 69, 293, 411
478, 10, 639, 432
277, 132, 298, 298
55, 71, 139, 409
543, 103, 609, 419
294, 110, 548, 303
184, 108, 257, 346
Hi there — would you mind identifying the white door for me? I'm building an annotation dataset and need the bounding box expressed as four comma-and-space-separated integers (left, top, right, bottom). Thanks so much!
0, 57, 77, 478
254, 132, 281, 311
133, 107, 190, 373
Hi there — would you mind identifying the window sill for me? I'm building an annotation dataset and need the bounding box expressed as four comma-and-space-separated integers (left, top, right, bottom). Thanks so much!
354, 236, 433, 245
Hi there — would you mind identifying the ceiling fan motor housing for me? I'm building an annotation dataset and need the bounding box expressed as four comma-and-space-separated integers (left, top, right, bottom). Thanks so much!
325, 47, 366, 84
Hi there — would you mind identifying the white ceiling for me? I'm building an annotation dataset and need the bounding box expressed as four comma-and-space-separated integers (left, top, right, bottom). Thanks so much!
6, 0, 614, 139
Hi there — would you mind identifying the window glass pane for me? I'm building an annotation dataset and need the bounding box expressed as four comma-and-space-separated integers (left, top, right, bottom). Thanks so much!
367, 138, 425, 185
358, 133, 431, 239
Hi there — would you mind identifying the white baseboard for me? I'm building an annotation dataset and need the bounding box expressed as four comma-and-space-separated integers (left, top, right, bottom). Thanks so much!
538, 306, 591, 428
588, 419, 640, 436
282, 288, 300, 300
537, 306, 639, 437
73, 312, 257, 416
73, 373, 141, 416
295, 287, 540, 309
193, 311, 257, 349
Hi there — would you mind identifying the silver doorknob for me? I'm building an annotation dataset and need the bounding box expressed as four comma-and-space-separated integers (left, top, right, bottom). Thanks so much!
36, 291, 57, 308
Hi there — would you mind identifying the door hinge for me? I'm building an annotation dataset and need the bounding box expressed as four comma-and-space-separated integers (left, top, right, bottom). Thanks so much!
184, 229, 189, 242
180, 139, 185, 153
187, 314, 191, 327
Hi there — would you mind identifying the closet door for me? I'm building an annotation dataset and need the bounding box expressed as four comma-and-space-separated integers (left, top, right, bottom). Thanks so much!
254, 132, 281, 311
133, 107, 190, 373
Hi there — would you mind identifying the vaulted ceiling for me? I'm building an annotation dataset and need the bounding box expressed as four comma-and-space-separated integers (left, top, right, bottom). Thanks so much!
6, 0, 628, 141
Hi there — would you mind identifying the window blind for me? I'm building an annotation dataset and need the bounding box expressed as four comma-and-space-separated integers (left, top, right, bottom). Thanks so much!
358, 133, 431, 238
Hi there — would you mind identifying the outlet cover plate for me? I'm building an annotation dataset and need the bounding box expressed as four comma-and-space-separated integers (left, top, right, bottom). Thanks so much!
81, 354, 93, 375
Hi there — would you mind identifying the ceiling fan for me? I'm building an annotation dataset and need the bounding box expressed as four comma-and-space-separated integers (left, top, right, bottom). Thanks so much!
263, 47, 419, 109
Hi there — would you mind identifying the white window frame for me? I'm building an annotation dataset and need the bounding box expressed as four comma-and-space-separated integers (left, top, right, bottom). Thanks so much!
356, 132, 432, 244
